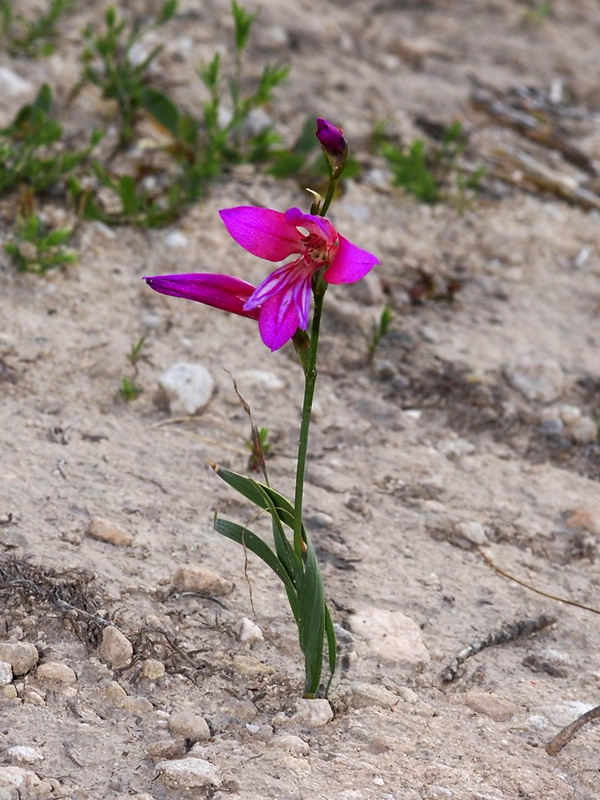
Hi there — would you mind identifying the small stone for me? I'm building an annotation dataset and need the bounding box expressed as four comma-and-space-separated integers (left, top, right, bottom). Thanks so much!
164, 230, 189, 249
232, 654, 274, 677
286, 698, 333, 727
350, 683, 400, 710
503, 357, 564, 404
36, 661, 77, 685
349, 608, 430, 667
147, 739, 187, 761
0, 766, 55, 797
121, 696, 154, 714
0, 67, 35, 97
559, 404, 581, 425
86, 516, 133, 547
0, 662, 12, 686
463, 690, 518, 721
155, 758, 221, 789
171, 565, 233, 596
23, 688, 45, 706
237, 369, 285, 391
568, 416, 598, 444
237, 617, 264, 645
140, 659, 165, 681
167, 710, 211, 742
256, 23, 289, 50
1, 685, 18, 700
268, 734, 310, 755
0, 643, 38, 676
7, 746, 44, 765
564, 507, 600, 536
99, 626, 133, 669
158, 363, 215, 415
373, 360, 396, 380
397, 686, 419, 704
454, 521, 488, 547
105, 681, 128, 705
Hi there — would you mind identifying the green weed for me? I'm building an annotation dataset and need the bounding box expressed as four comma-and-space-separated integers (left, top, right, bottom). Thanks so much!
0, 84, 101, 197
0, 0, 77, 57
119, 376, 142, 401
5, 214, 76, 273
72, 1, 177, 146
378, 121, 484, 208
366, 305, 393, 364
247, 426, 273, 473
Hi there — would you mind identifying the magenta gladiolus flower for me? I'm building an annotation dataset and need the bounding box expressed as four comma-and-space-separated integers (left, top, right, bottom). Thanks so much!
316, 118, 347, 160
144, 273, 260, 320
219, 206, 379, 351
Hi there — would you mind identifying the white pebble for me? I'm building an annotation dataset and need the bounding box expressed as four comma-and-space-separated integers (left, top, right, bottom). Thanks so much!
7, 746, 44, 764
237, 617, 264, 645
164, 230, 189, 250
158, 363, 215, 415
155, 758, 221, 789
0, 661, 13, 685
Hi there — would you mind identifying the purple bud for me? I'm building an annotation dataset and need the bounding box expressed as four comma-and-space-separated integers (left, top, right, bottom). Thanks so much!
316, 118, 347, 160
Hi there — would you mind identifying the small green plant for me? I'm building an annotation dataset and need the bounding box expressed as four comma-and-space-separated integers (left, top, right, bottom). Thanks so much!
119, 376, 142, 401
118, 335, 148, 401
0, 84, 101, 197
0, 0, 76, 57
197, 0, 288, 168
366, 305, 393, 364
520, 1, 554, 25
72, 1, 177, 145
378, 121, 484, 207
247, 426, 273, 473
5, 214, 77, 273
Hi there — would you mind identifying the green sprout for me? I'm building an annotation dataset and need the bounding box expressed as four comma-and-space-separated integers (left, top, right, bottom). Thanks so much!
366, 305, 393, 364
72, 1, 178, 146
5, 214, 77, 274
377, 121, 484, 209
119, 376, 142, 401
247, 426, 273, 473
0, 84, 101, 198
0, 0, 77, 57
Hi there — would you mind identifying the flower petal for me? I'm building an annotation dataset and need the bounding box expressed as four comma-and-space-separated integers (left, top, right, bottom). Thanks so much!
284, 207, 337, 247
258, 293, 303, 351
244, 259, 302, 311
219, 207, 303, 261
143, 273, 259, 319
323, 235, 379, 284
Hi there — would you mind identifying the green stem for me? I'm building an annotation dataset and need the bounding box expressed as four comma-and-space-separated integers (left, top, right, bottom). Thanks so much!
320, 177, 338, 217
292, 284, 326, 557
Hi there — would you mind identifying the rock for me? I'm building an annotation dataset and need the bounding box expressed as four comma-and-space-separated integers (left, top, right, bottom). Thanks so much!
237, 617, 264, 645
568, 415, 598, 444
120, 696, 154, 714
503, 357, 564, 404
0, 643, 38, 676
454, 521, 488, 547
36, 661, 77, 685
164, 230, 189, 249
232, 654, 274, 677
463, 690, 518, 721
6, 746, 44, 765
158, 363, 215, 415
255, 23, 289, 50
171, 565, 233, 596
0, 766, 54, 796
397, 686, 419, 704
86, 516, 133, 547
349, 608, 430, 667
140, 659, 166, 680
0, 67, 35, 98
350, 683, 400, 710
155, 758, 221, 789
237, 369, 285, 391
0, 662, 12, 686
105, 681, 128, 705
99, 626, 133, 669
1, 685, 18, 700
167, 710, 211, 742
564, 507, 600, 536
147, 739, 187, 761
23, 688, 45, 706
268, 734, 310, 755
285, 699, 333, 727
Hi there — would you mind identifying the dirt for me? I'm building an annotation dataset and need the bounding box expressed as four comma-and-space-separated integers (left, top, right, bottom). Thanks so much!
2, 1, 600, 798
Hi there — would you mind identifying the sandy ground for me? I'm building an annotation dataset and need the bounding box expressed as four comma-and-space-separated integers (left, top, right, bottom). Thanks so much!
2, 1, 600, 798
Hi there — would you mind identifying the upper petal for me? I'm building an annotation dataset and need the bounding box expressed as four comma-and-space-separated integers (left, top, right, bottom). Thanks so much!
323, 235, 379, 284
284, 207, 337, 247
220, 206, 303, 262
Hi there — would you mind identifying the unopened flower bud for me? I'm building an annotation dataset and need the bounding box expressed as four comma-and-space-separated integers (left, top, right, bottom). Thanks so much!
316, 118, 347, 161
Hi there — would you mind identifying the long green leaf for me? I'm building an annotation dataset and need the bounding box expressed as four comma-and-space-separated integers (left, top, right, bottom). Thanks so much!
298, 535, 326, 697
213, 515, 299, 619
323, 603, 337, 696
